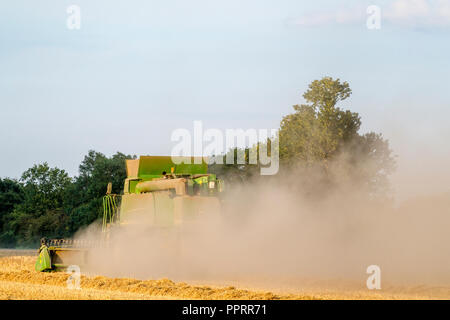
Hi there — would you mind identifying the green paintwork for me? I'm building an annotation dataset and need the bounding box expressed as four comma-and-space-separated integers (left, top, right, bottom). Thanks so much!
129, 180, 140, 194
138, 156, 208, 179
102, 194, 119, 232
35, 246, 51, 272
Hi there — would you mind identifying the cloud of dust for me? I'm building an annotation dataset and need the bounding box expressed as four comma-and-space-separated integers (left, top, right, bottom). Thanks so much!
72, 152, 450, 289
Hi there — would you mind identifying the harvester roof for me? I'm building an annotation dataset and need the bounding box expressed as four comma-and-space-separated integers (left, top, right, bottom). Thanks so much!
126, 156, 208, 180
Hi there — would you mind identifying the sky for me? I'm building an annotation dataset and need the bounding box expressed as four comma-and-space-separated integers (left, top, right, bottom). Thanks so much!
1, 0, 450, 198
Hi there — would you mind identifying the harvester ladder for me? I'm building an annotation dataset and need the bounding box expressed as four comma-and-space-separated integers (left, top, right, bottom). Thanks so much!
102, 182, 119, 233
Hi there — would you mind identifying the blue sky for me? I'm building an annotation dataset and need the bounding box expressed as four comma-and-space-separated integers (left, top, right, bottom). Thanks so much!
1, 0, 450, 192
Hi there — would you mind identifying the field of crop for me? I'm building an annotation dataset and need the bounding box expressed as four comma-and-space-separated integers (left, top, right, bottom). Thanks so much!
0, 254, 314, 300
0, 251, 449, 300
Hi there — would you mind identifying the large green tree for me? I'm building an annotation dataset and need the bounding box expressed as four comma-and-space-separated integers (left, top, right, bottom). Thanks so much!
280, 77, 360, 163
279, 77, 395, 195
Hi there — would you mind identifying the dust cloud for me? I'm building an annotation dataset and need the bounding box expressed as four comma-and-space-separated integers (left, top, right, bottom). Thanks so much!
74, 151, 450, 290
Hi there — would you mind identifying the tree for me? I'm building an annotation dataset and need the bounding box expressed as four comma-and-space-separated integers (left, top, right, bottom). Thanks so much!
0, 151, 136, 247
0, 178, 23, 220
1, 163, 72, 246
20, 163, 72, 213
0, 178, 24, 245
280, 77, 361, 164
64, 150, 135, 233
279, 77, 395, 196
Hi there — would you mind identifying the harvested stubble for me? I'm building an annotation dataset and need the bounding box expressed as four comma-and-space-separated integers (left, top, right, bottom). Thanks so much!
0, 256, 317, 300
1, 256, 448, 300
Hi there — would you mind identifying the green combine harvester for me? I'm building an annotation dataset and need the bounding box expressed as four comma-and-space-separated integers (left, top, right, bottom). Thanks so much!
35, 156, 224, 272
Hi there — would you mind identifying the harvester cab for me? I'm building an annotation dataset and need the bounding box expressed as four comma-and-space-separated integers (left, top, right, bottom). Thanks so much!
35, 156, 224, 272
120, 156, 223, 227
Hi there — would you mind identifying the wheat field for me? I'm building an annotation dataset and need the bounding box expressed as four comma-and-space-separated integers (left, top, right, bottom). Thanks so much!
0, 255, 315, 300
0, 252, 449, 300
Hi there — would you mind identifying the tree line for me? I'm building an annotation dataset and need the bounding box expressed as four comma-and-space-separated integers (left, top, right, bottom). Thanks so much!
0, 77, 395, 248
0, 152, 135, 247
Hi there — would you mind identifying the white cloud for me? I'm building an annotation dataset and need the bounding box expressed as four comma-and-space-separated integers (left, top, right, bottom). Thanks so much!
293, 0, 450, 28
386, 0, 450, 26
